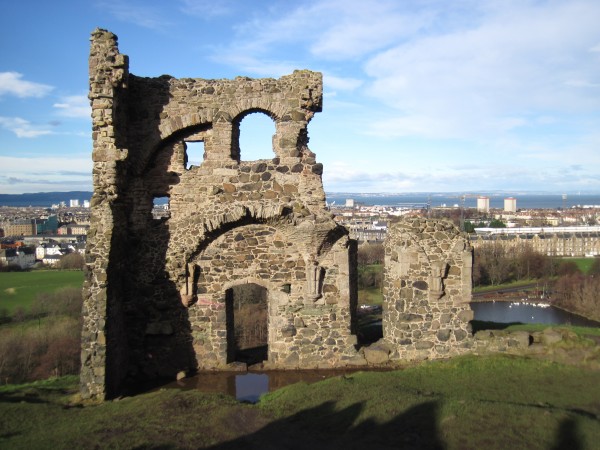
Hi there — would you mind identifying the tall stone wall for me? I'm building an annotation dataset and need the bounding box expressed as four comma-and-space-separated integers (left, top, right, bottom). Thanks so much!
82, 29, 476, 401
382, 219, 474, 360
81, 29, 358, 400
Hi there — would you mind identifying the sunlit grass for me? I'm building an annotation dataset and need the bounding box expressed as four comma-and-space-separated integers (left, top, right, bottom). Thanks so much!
0, 270, 84, 313
1, 354, 599, 449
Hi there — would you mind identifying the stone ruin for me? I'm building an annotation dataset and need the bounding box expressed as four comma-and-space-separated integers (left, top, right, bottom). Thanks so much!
381, 219, 474, 360
81, 29, 474, 400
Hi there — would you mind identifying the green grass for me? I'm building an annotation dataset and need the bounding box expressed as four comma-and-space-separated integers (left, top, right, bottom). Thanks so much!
0, 270, 84, 314
473, 278, 540, 293
563, 257, 597, 274
471, 320, 600, 338
357, 286, 383, 305
1, 354, 599, 449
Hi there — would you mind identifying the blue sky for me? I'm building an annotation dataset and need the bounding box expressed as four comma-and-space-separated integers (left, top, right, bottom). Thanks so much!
1, 0, 599, 194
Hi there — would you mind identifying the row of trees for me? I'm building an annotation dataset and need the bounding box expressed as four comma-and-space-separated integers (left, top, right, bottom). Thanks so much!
553, 273, 600, 322
474, 241, 600, 321
472, 242, 595, 286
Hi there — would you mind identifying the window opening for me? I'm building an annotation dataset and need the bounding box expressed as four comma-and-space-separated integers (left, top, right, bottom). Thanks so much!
152, 196, 170, 220
185, 141, 204, 170
238, 112, 275, 161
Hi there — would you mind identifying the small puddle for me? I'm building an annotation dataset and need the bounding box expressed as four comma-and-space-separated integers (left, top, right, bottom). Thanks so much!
160, 369, 370, 403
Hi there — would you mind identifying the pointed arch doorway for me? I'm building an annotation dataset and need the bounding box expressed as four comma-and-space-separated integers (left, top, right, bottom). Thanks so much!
225, 283, 269, 366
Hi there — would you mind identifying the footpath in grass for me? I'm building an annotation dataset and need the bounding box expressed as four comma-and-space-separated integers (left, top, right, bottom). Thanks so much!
1, 354, 599, 449
0, 270, 84, 313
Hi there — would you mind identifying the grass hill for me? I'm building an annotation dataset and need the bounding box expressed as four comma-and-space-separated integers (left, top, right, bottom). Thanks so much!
0, 354, 599, 449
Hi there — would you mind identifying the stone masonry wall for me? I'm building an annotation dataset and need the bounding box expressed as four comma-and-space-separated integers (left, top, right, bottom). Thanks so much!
82, 29, 358, 400
83, 29, 478, 401
381, 219, 474, 361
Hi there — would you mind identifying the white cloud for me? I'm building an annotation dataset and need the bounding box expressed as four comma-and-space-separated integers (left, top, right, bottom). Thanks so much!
0, 155, 91, 173
323, 164, 600, 193
0, 155, 92, 194
307, 0, 431, 60
0, 117, 53, 138
211, 0, 431, 72
0, 72, 53, 98
364, 0, 600, 140
323, 74, 363, 91
53, 95, 91, 119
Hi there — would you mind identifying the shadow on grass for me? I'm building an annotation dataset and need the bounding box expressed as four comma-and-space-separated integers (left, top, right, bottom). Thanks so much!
551, 418, 583, 450
0, 393, 48, 404
208, 400, 444, 450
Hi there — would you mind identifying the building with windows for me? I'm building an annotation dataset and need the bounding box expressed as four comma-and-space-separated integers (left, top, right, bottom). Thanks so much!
504, 197, 517, 212
477, 196, 490, 213
471, 226, 600, 257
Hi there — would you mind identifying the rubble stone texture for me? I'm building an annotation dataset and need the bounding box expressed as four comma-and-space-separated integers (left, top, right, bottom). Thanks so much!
82, 29, 474, 400
82, 29, 358, 400
382, 219, 474, 361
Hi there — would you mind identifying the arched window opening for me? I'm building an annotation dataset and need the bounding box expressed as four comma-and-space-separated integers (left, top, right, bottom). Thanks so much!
185, 141, 204, 170
225, 283, 268, 365
238, 112, 275, 162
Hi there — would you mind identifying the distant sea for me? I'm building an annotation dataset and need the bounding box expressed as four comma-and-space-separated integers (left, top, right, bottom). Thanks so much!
325, 193, 600, 210
2, 191, 600, 210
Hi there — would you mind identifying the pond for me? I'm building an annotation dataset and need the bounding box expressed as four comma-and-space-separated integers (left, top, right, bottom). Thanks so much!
470, 301, 600, 327
160, 369, 367, 403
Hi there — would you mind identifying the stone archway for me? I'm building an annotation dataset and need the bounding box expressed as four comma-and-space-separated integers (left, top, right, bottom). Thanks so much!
225, 283, 269, 365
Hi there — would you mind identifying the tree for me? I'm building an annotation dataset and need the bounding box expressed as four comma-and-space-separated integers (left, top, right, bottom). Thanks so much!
57, 252, 85, 270
473, 242, 513, 286
463, 221, 475, 233
357, 243, 384, 265
556, 261, 580, 277
489, 219, 506, 228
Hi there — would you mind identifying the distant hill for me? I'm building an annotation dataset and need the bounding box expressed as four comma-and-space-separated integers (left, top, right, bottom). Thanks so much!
0, 191, 93, 207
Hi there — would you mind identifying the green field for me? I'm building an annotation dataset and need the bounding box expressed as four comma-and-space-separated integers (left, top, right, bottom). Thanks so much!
1, 354, 599, 449
564, 257, 597, 274
0, 270, 84, 314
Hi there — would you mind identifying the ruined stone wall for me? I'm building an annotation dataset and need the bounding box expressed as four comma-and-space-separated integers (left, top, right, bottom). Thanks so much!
82, 29, 358, 400
83, 29, 477, 402
382, 219, 474, 361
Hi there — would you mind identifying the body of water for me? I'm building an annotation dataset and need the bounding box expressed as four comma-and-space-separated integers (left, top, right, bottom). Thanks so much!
470, 301, 600, 327
161, 369, 366, 403
326, 193, 600, 210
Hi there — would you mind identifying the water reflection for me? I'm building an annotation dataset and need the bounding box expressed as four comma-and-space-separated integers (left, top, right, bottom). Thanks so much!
163, 369, 366, 403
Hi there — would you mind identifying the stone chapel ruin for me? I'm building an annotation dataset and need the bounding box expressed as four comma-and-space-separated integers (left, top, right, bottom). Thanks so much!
81, 29, 474, 400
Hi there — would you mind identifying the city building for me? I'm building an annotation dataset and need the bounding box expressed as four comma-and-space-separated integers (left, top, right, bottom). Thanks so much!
477, 196, 490, 213
504, 197, 517, 213
472, 225, 600, 257
1, 220, 37, 237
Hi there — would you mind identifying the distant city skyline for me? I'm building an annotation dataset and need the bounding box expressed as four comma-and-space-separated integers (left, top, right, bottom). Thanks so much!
1, 0, 599, 195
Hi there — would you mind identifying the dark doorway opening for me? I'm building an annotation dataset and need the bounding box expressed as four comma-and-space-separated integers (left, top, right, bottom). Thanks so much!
225, 283, 268, 365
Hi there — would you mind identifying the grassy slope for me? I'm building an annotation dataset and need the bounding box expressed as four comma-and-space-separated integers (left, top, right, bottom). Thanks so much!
1, 354, 599, 449
0, 271, 84, 313
568, 257, 596, 274
357, 264, 383, 305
